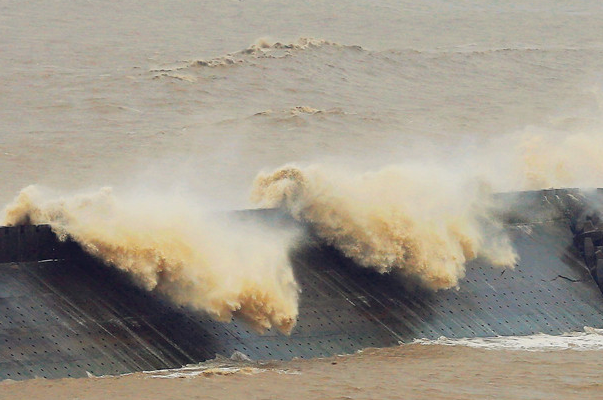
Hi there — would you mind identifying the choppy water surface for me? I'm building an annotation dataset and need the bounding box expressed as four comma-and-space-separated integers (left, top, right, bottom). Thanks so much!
2, 0, 603, 397
2, 1, 603, 206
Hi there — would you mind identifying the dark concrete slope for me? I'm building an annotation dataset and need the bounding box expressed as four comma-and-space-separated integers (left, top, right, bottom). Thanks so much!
1, 190, 603, 380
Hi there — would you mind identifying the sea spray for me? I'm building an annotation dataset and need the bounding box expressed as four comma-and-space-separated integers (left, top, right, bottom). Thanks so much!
252, 164, 518, 290
2, 185, 300, 334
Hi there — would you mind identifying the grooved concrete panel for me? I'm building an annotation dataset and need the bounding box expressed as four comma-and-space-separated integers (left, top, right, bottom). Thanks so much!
1, 197, 603, 380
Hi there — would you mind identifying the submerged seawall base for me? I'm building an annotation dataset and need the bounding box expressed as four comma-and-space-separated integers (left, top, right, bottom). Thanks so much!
1, 189, 603, 381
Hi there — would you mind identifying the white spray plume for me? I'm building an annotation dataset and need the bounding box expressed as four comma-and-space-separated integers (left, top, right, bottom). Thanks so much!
252, 163, 518, 291
2, 185, 300, 334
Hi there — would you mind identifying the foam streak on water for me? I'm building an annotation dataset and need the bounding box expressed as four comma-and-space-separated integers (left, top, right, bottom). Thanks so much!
414, 327, 603, 351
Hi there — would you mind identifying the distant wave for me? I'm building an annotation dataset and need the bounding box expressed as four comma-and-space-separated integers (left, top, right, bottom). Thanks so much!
253, 106, 349, 118
148, 37, 601, 83
189, 37, 364, 66
149, 37, 365, 78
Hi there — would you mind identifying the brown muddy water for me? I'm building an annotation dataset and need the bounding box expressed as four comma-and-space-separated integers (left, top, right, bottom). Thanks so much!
3, 1, 603, 398
2, 343, 603, 400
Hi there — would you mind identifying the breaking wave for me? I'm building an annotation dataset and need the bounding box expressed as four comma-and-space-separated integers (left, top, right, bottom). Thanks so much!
191, 37, 362, 66
150, 37, 364, 77
2, 186, 300, 334
251, 164, 517, 291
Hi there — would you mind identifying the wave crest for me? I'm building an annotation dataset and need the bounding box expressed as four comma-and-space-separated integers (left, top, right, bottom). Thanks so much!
252, 164, 518, 291
150, 37, 364, 76
3, 186, 300, 334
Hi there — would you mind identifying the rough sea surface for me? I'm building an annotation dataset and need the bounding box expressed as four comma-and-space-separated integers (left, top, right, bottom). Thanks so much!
2, 0, 603, 398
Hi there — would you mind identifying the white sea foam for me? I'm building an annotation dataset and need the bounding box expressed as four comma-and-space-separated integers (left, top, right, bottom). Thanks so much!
141, 353, 299, 379
413, 327, 603, 351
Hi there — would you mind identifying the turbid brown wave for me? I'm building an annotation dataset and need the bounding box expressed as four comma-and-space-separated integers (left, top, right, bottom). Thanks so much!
252, 164, 518, 290
2, 186, 300, 334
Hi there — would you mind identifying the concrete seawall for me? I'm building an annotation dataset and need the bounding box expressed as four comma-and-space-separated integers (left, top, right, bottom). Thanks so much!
1, 190, 603, 380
